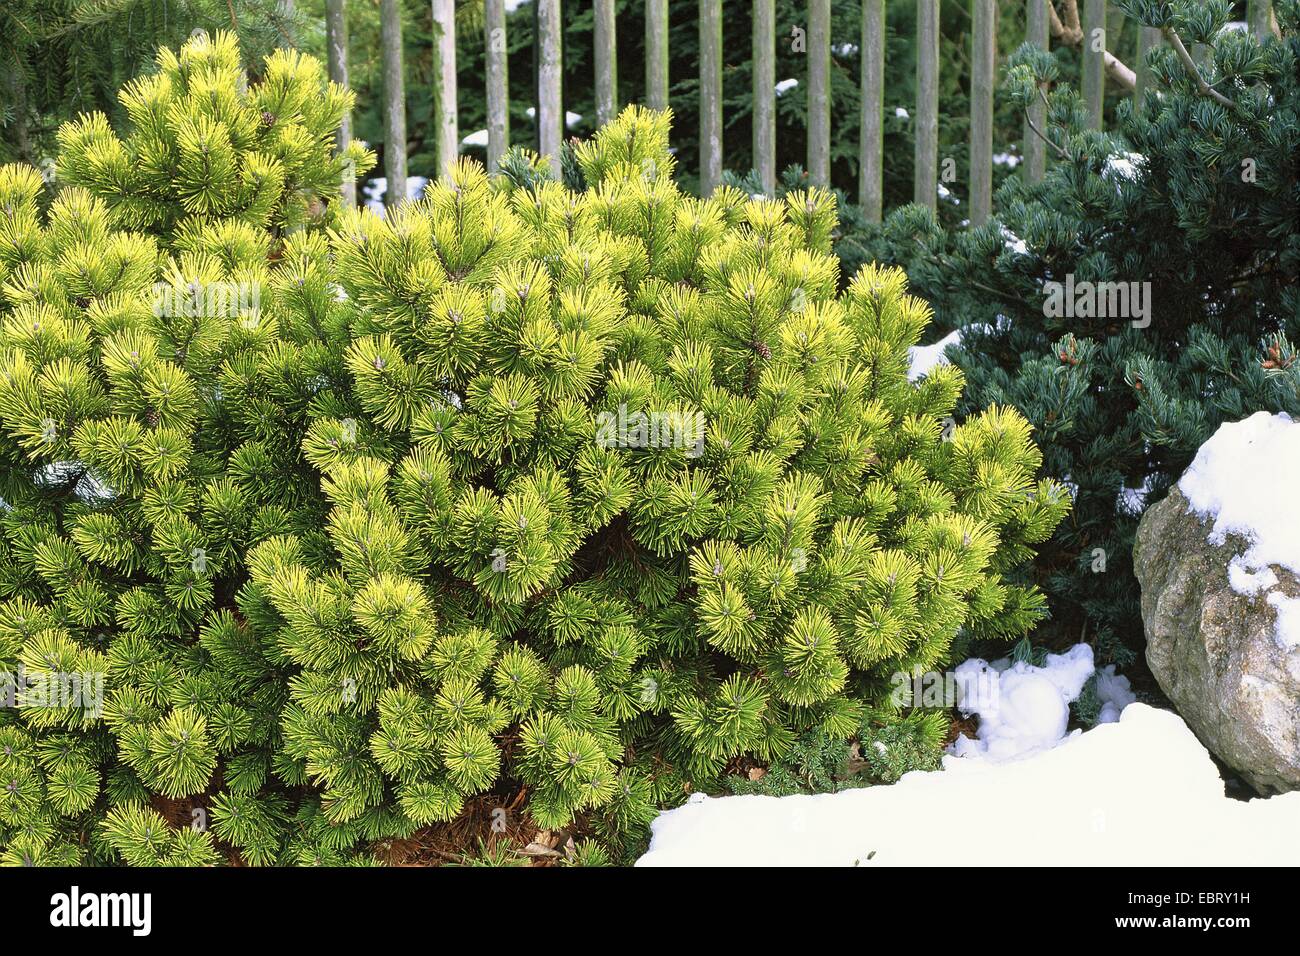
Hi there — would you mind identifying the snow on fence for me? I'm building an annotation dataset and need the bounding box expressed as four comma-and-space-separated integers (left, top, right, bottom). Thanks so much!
338, 0, 1277, 216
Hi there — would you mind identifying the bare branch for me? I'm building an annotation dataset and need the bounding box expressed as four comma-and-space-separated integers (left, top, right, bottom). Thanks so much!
1049, 2, 1135, 91
1024, 107, 1071, 161
1160, 26, 1235, 109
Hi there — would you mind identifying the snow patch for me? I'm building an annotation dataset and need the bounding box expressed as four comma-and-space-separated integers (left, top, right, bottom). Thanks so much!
1094, 665, 1137, 724
948, 644, 1096, 761
637, 704, 1300, 866
1103, 151, 1145, 182
1000, 225, 1028, 256
1266, 592, 1300, 650
906, 329, 961, 381
523, 107, 583, 128
362, 176, 429, 217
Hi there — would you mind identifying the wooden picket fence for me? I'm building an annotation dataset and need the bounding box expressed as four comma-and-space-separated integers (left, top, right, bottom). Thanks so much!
338, 0, 1280, 220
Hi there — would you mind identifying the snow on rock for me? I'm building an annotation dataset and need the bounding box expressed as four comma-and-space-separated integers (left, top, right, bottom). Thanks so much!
1179, 411, 1300, 649
906, 329, 961, 381
948, 644, 1096, 761
636, 704, 1300, 866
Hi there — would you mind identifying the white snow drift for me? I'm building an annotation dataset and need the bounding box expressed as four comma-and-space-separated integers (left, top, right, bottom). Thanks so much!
948, 644, 1133, 761
637, 704, 1300, 866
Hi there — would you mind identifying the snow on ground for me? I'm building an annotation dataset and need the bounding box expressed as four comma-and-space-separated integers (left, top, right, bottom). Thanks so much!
948, 644, 1127, 761
636, 704, 1300, 866
907, 329, 961, 381
1179, 411, 1300, 649
362, 176, 429, 217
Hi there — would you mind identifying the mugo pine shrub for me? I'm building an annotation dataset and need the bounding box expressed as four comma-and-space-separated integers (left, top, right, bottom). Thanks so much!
246, 106, 1070, 849
0, 34, 372, 865
0, 33, 1068, 861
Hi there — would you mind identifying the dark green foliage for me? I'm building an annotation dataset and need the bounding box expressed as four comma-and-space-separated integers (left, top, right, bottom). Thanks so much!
1, 1, 302, 166
835, 1, 1300, 656
724, 709, 946, 796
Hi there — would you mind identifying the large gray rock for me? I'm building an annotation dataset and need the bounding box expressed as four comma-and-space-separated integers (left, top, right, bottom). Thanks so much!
1134, 487, 1300, 795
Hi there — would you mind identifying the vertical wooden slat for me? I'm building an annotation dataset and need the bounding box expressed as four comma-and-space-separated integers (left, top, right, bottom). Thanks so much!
699, 0, 723, 195
1248, 0, 1275, 41
381, 0, 407, 208
432, 0, 458, 177
485, 0, 509, 172
1134, 26, 1161, 111
537, 0, 564, 176
753, 0, 776, 194
1082, 0, 1106, 129
325, 0, 354, 206
859, 0, 885, 220
646, 0, 670, 110
969, 0, 995, 226
595, 0, 618, 126
914, 0, 939, 210
1024, 0, 1049, 185
807, 0, 831, 186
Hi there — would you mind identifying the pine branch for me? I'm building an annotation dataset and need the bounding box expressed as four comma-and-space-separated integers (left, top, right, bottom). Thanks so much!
1160, 26, 1236, 109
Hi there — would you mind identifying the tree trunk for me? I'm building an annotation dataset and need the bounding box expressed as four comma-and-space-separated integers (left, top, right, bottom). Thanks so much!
753, 0, 775, 193
381, 0, 408, 209
432, 0, 458, 177
325, 0, 354, 206
537, 0, 564, 176
859, 0, 884, 220
1134, 26, 1161, 111
699, 0, 723, 195
914, 0, 939, 210
485, 0, 510, 172
969, 0, 994, 226
1024, 0, 1049, 184
1248, 0, 1277, 41
1082, 0, 1106, 129
807, 0, 831, 186
594, 0, 618, 127
646, 0, 669, 110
